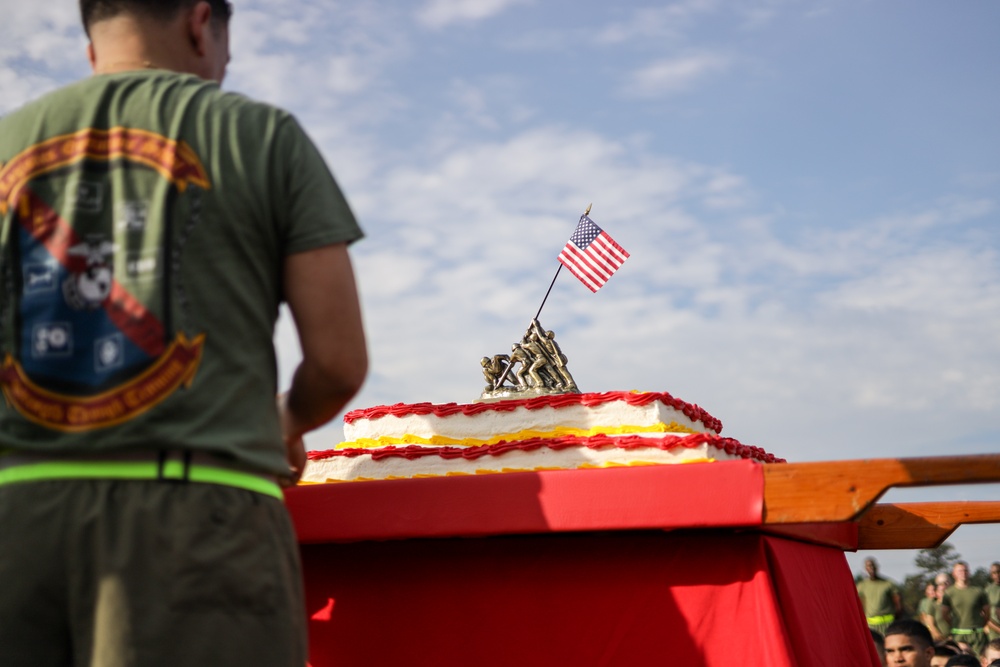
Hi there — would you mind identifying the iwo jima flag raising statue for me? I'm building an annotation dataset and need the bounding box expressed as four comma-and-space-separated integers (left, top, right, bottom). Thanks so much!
481, 205, 629, 400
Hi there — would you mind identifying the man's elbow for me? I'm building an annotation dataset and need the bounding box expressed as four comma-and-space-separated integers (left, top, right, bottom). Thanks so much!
340, 349, 368, 398
317, 345, 368, 402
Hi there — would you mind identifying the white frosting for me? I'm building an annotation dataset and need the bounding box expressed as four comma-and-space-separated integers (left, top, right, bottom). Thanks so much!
299, 393, 759, 484
341, 397, 717, 448
304, 439, 742, 483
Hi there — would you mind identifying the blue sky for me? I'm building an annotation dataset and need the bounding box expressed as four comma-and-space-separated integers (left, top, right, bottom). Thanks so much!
3, 0, 999, 579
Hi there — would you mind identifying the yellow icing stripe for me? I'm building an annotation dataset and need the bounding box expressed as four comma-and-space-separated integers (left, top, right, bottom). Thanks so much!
337, 422, 702, 450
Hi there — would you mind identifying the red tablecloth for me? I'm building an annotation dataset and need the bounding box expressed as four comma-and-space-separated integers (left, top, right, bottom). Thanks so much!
287, 462, 879, 666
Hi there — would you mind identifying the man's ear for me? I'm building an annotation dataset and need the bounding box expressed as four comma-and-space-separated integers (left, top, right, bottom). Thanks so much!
186, 1, 213, 56
86, 43, 97, 71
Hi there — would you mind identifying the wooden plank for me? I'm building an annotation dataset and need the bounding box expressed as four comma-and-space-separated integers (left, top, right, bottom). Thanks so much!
857, 501, 1000, 549
762, 454, 1000, 524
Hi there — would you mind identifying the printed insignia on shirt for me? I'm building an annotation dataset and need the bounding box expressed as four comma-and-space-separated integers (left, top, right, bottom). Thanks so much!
23, 262, 58, 295
94, 333, 124, 372
0, 126, 211, 432
115, 200, 148, 233
31, 322, 73, 358
71, 180, 104, 214
62, 236, 117, 310
125, 251, 159, 281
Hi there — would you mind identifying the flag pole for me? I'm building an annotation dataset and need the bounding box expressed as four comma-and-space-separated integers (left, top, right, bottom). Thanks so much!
492, 204, 591, 390
532, 203, 590, 322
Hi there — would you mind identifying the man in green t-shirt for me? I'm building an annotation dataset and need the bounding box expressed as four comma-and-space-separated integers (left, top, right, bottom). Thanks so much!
941, 561, 990, 655
986, 561, 1000, 640
856, 557, 903, 636
0, 1, 367, 665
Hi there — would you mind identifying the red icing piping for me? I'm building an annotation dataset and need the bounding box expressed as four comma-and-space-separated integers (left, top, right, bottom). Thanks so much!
342, 391, 723, 434
308, 433, 784, 464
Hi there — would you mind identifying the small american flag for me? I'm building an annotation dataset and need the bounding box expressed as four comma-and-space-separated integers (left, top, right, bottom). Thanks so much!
557, 215, 630, 292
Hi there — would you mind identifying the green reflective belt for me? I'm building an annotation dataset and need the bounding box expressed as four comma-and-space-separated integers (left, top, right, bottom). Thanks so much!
951, 628, 982, 635
867, 614, 894, 625
0, 459, 283, 500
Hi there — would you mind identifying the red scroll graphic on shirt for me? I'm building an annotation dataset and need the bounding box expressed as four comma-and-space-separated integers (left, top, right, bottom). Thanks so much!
0, 127, 210, 215
0, 333, 205, 432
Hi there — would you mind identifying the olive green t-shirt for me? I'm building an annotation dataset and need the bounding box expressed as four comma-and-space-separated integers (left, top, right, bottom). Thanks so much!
942, 585, 989, 630
985, 582, 1000, 637
0, 70, 362, 475
935, 600, 951, 638
917, 595, 936, 618
917, 596, 948, 637
856, 577, 899, 617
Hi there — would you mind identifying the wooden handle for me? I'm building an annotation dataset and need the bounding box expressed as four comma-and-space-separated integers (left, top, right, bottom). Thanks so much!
762, 454, 1000, 524
857, 501, 1000, 549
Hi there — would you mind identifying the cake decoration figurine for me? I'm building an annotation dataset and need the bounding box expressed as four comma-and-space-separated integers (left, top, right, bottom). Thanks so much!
480, 318, 578, 400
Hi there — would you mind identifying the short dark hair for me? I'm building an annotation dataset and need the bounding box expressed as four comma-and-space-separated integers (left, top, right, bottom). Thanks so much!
80, 0, 232, 35
944, 656, 981, 667
884, 619, 933, 649
934, 640, 961, 657
869, 628, 884, 649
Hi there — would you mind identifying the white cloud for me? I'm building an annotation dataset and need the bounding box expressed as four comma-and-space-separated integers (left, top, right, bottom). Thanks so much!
0, 2, 88, 113
415, 0, 531, 29
623, 53, 730, 97
595, 0, 719, 45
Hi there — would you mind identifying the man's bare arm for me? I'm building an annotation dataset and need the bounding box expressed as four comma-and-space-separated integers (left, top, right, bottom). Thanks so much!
280, 243, 368, 481
921, 613, 943, 641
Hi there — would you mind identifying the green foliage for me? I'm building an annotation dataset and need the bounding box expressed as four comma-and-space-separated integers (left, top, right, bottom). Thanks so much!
913, 542, 961, 577
971, 567, 990, 589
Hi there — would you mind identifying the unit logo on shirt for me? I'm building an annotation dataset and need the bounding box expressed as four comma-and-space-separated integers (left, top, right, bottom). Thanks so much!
0, 126, 209, 432
63, 237, 116, 310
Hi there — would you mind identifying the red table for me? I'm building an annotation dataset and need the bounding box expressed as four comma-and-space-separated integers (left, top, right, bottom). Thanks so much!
287, 460, 880, 666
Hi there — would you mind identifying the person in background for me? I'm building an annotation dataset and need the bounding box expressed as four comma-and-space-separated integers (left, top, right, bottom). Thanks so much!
932, 641, 963, 667
0, 1, 367, 664
986, 563, 1000, 640
858, 557, 904, 636
938, 574, 957, 641
942, 561, 991, 656
945, 656, 984, 667
884, 619, 935, 667
872, 628, 887, 666
982, 638, 1000, 667
922, 581, 947, 641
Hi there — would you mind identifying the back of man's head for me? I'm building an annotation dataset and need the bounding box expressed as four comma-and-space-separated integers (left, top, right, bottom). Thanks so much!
943, 655, 979, 667
985, 638, 1000, 665
80, 0, 232, 35
870, 628, 886, 663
